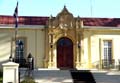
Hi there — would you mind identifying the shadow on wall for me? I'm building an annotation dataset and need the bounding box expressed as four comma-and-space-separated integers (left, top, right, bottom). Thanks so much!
0, 33, 13, 68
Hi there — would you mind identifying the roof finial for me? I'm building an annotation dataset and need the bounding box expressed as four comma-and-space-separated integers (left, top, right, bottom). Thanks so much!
76, 15, 80, 21
64, 4, 67, 10
64, 5, 66, 8
49, 14, 53, 19
62, 4, 68, 13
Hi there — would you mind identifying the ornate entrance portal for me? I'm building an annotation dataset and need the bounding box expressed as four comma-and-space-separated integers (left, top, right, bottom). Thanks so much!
46, 6, 83, 69
57, 37, 73, 69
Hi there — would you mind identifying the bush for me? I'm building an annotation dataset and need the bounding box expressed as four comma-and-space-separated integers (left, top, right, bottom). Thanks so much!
21, 76, 35, 83
0, 78, 2, 83
0, 69, 2, 77
0, 69, 3, 83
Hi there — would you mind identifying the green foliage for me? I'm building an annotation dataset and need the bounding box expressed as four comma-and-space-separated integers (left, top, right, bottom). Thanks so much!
0, 69, 3, 83
0, 77, 2, 83
0, 69, 2, 77
21, 76, 35, 83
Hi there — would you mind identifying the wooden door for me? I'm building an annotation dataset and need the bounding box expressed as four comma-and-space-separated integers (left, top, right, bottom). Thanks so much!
57, 37, 73, 69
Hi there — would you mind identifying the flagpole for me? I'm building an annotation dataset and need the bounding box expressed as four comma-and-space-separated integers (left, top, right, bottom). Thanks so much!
14, 24, 18, 60
14, 1, 18, 61
9, 1, 18, 61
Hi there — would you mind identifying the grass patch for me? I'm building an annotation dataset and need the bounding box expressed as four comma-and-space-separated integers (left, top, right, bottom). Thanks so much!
21, 76, 35, 83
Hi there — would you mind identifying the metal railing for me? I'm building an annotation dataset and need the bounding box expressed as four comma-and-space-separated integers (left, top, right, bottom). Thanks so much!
102, 59, 115, 69
92, 59, 120, 70
14, 58, 27, 67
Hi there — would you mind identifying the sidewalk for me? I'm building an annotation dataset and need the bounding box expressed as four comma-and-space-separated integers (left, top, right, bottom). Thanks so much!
33, 70, 73, 83
20, 69, 73, 83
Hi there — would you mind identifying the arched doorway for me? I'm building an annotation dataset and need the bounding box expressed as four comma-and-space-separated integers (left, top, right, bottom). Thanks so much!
57, 37, 73, 69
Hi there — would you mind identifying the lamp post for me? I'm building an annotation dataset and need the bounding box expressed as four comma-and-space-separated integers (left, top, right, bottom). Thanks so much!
27, 53, 33, 77
78, 42, 81, 48
9, 55, 13, 62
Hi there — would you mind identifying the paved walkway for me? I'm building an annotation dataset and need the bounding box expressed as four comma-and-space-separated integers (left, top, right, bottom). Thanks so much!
20, 69, 73, 83
20, 68, 120, 83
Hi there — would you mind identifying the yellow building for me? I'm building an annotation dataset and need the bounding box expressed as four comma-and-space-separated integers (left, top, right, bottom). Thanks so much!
0, 6, 120, 70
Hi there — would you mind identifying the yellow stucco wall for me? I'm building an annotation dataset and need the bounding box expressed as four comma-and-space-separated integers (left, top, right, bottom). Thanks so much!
83, 28, 120, 69
0, 29, 13, 67
0, 27, 45, 68
22, 29, 45, 68
1, 26, 120, 69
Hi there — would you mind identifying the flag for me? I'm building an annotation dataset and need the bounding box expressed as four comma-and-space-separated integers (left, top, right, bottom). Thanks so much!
14, 2, 18, 28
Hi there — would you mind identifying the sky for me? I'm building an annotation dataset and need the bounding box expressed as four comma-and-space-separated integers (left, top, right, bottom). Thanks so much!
0, 0, 120, 18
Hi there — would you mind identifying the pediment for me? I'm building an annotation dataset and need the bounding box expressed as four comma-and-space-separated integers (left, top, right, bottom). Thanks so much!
49, 6, 76, 28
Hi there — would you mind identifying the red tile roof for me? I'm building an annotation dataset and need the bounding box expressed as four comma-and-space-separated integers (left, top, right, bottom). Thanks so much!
0, 15, 120, 27
0, 16, 48, 25
81, 18, 120, 27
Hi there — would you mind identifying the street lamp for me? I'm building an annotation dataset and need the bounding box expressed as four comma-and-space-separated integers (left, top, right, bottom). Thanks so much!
78, 42, 81, 48
9, 55, 13, 62
50, 43, 53, 48
27, 53, 33, 77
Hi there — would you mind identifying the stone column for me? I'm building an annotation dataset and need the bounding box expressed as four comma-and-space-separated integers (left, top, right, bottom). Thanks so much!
75, 30, 78, 69
76, 42, 80, 69
48, 34, 52, 68
75, 34, 81, 69
2, 62, 19, 83
48, 34, 55, 68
